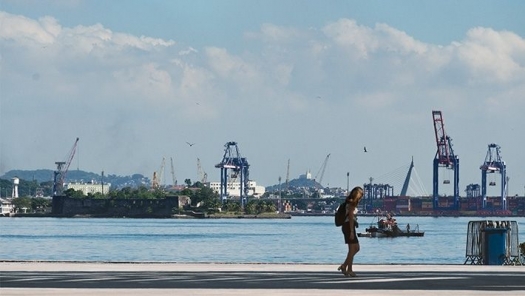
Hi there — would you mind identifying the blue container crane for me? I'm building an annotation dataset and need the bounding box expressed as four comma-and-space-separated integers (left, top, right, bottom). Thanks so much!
215, 141, 250, 207
431, 111, 459, 210
480, 143, 508, 210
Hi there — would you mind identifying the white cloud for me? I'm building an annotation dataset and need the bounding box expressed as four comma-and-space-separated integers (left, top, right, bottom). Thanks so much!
458, 27, 525, 84
1, 11, 524, 194
0, 11, 57, 44
259, 23, 303, 42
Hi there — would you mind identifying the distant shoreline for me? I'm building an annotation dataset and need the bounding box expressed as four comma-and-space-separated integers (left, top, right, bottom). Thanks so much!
3, 212, 523, 218
2, 212, 292, 219
290, 212, 525, 218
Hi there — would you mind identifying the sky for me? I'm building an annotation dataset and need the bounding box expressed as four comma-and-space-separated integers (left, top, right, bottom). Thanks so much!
1, 0, 524, 197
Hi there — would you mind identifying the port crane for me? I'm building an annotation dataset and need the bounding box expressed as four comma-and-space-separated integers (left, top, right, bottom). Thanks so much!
432, 111, 459, 209
53, 137, 79, 196
197, 158, 208, 183
170, 157, 177, 186
480, 143, 507, 209
151, 157, 166, 190
159, 157, 166, 186
314, 153, 331, 187
215, 141, 250, 207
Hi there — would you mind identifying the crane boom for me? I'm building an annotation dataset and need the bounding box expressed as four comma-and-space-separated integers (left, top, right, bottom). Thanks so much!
170, 157, 177, 186
315, 153, 331, 186
158, 157, 166, 186
197, 158, 207, 183
432, 111, 454, 166
63, 137, 79, 177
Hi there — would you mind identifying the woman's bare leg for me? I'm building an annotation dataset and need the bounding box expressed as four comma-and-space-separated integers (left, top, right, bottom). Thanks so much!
344, 243, 360, 274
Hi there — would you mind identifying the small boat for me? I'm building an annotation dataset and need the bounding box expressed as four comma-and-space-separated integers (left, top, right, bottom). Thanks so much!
357, 213, 424, 238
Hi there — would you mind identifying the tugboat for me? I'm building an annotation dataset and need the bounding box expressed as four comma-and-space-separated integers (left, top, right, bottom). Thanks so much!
357, 213, 424, 238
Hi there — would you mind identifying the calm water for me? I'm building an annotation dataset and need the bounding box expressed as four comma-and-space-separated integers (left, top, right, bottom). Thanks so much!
1, 216, 524, 264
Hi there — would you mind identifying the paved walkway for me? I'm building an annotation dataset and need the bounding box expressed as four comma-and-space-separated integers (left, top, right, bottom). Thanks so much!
1, 262, 524, 295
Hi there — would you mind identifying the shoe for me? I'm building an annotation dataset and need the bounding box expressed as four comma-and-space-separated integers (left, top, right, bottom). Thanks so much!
347, 271, 357, 277
337, 265, 347, 276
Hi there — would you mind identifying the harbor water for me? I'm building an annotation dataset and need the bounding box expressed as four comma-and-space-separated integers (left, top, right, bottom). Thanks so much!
1, 216, 524, 264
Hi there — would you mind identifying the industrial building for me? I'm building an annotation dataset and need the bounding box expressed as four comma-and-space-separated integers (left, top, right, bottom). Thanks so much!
66, 181, 111, 196
208, 180, 265, 198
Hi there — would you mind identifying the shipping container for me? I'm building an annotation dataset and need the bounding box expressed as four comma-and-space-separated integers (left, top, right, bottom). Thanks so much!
422, 202, 433, 209
411, 202, 422, 211
397, 199, 409, 205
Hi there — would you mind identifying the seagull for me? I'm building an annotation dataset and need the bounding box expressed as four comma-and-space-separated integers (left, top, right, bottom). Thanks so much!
364, 146, 368, 153
186, 142, 195, 147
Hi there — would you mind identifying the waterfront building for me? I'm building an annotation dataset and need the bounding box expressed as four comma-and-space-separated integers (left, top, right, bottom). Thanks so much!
65, 181, 111, 195
208, 180, 265, 198
0, 198, 14, 216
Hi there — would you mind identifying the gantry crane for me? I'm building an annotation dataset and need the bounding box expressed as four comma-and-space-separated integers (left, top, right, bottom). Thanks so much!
53, 137, 79, 196
432, 111, 459, 209
480, 143, 507, 210
215, 141, 250, 207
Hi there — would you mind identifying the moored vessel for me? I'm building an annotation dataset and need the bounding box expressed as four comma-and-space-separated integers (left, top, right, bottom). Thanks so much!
357, 213, 424, 238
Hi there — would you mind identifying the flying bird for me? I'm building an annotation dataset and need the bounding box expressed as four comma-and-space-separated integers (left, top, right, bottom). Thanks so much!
364, 146, 368, 153
186, 142, 195, 147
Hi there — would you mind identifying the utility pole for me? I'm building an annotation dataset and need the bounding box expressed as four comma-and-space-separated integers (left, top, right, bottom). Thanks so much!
278, 176, 282, 213
346, 172, 349, 193
101, 171, 104, 195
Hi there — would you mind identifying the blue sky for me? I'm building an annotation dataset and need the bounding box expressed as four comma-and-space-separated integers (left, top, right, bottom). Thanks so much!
1, 0, 524, 196
3, 1, 524, 48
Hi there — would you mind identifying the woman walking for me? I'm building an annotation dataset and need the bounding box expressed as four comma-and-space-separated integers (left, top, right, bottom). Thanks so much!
338, 186, 364, 277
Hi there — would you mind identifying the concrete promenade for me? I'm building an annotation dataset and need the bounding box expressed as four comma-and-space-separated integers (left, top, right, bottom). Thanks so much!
1, 261, 524, 295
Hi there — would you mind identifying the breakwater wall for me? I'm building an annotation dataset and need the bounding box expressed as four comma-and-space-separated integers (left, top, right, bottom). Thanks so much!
52, 195, 183, 218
